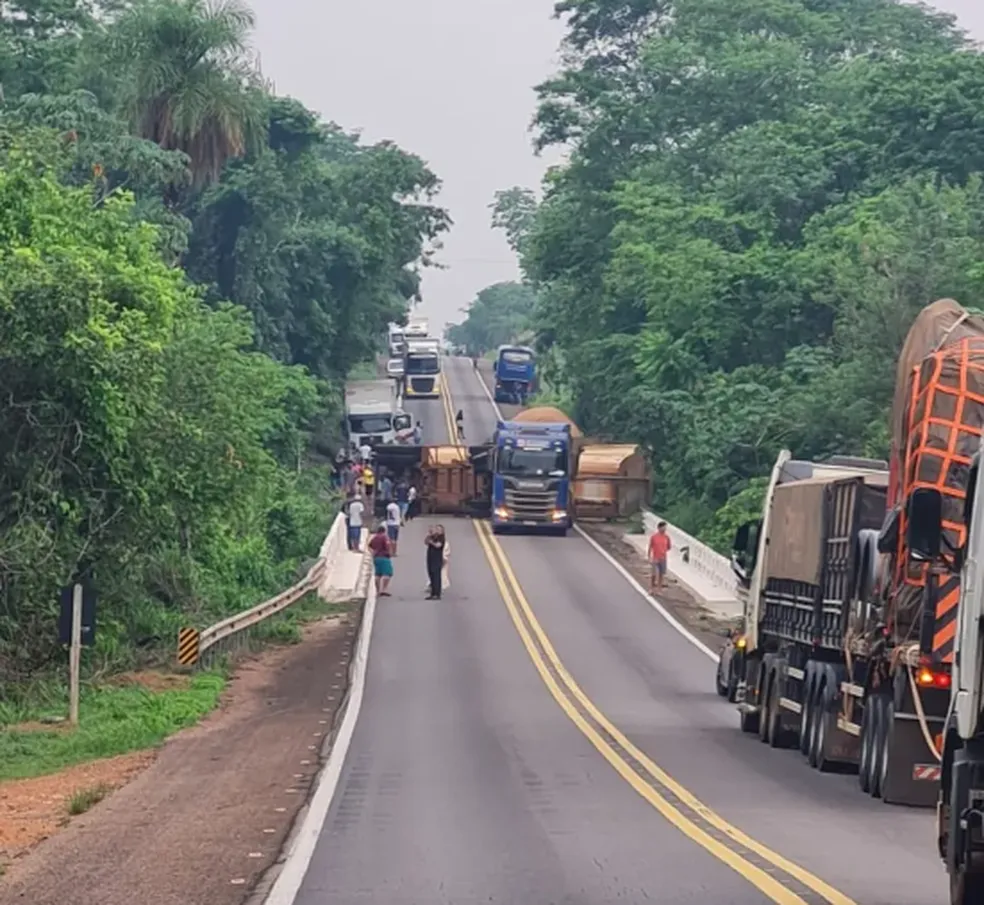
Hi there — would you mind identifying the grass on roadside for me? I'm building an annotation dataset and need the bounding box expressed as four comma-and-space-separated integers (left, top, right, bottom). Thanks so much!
67, 783, 112, 815
0, 671, 226, 782
0, 595, 352, 783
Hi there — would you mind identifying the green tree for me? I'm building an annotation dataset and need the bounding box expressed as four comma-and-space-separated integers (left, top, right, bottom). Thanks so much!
105, 0, 265, 186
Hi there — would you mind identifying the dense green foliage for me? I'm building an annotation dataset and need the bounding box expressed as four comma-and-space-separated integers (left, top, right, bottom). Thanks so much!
508, 0, 984, 544
445, 281, 536, 355
0, 0, 445, 694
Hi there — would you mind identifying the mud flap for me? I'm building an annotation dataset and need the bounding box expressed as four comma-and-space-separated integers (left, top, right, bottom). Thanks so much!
883, 714, 941, 807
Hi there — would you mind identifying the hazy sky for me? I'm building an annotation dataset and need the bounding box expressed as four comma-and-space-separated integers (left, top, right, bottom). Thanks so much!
246, 1, 982, 335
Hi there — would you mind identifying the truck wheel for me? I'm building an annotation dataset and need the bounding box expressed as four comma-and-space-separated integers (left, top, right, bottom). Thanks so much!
877, 698, 895, 801
767, 679, 788, 748
799, 682, 815, 756
740, 706, 760, 735
951, 855, 984, 905
859, 703, 874, 793
870, 695, 888, 799
716, 658, 729, 697
810, 683, 835, 772
727, 662, 739, 702
758, 673, 773, 744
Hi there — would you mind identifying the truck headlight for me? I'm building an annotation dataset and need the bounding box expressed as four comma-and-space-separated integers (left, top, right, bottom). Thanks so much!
494, 506, 509, 519
551, 510, 567, 521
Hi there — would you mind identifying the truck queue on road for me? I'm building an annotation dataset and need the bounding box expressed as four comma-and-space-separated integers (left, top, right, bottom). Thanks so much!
719, 299, 984, 904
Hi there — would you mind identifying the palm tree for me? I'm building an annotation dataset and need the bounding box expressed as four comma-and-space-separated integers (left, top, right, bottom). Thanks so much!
109, 0, 266, 186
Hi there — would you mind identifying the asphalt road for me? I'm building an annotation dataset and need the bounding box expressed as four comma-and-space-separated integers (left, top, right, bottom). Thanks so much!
442, 355, 947, 905
292, 360, 947, 905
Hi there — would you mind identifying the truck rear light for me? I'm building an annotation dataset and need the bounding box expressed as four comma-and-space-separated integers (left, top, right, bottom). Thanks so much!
916, 667, 951, 688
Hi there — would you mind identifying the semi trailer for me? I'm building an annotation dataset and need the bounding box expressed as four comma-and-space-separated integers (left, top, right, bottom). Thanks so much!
724, 299, 984, 809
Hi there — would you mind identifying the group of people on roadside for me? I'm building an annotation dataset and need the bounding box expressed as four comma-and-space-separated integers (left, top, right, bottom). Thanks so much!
365, 521, 450, 599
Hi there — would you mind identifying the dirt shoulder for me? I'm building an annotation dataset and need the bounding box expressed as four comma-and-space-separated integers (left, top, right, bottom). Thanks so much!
581, 522, 735, 653
0, 604, 361, 905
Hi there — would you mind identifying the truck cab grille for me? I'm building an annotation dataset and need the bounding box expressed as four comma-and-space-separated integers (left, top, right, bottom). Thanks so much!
504, 488, 555, 520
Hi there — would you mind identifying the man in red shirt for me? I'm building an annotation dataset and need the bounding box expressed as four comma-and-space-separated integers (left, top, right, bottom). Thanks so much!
648, 521, 671, 593
368, 525, 394, 596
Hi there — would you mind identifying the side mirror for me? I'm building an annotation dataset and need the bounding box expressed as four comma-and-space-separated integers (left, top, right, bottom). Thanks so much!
733, 521, 752, 554
906, 487, 943, 561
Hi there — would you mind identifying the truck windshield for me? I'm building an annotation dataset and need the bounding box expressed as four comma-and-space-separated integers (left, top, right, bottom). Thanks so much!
498, 447, 566, 477
348, 414, 392, 434
406, 354, 439, 374
501, 350, 533, 364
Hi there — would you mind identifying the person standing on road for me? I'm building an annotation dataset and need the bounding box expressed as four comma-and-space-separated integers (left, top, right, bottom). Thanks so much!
379, 473, 393, 504
406, 483, 418, 521
359, 441, 372, 463
346, 494, 364, 552
385, 498, 401, 555
395, 478, 410, 523
368, 525, 393, 596
455, 409, 464, 440
648, 521, 671, 593
424, 525, 446, 599
412, 421, 422, 445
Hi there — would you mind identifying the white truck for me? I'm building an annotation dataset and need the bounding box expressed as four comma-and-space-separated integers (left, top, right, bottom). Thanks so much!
405, 318, 429, 339
344, 380, 411, 449
907, 455, 984, 904
403, 337, 442, 399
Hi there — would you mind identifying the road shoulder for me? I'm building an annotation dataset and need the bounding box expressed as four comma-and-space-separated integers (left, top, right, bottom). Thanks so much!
579, 522, 733, 653
0, 604, 361, 905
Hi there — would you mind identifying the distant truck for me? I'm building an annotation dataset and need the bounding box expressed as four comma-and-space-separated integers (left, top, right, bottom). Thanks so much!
405, 318, 428, 339
724, 299, 984, 816
388, 324, 405, 357
403, 337, 442, 399
344, 380, 410, 448
493, 345, 536, 404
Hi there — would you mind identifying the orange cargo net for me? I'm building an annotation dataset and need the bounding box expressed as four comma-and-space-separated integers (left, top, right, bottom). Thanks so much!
895, 336, 984, 662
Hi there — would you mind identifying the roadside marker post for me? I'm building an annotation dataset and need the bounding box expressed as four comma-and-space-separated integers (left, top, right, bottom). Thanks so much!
178, 627, 200, 666
58, 582, 96, 725
69, 584, 82, 725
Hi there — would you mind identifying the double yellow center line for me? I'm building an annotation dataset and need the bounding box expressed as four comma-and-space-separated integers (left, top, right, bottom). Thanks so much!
441, 360, 858, 905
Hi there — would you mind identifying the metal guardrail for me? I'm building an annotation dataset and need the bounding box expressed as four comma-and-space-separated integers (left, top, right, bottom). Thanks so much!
177, 512, 349, 668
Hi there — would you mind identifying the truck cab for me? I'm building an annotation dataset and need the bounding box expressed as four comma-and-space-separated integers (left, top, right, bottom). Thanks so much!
493, 345, 536, 405
491, 421, 571, 535
403, 338, 441, 398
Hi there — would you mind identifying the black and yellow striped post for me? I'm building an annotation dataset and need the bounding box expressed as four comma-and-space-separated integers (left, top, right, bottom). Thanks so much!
177, 627, 200, 666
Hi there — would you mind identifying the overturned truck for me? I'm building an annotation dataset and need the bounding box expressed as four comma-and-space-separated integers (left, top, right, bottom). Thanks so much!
371, 417, 650, 527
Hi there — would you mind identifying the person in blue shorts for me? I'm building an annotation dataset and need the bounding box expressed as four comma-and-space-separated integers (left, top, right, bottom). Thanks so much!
368, 525, 393, 596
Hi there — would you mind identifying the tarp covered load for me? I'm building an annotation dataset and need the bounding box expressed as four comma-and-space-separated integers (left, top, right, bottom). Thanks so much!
892, 299, 984, 537
768, 473, 888, 586
510, 406, 583, 437
889, 299, 984, 659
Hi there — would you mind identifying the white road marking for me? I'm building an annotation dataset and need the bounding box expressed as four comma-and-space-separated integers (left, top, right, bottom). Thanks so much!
263, 580, 377, 905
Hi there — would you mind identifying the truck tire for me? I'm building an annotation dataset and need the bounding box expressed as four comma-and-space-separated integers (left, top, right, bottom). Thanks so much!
871, 695, 888, 799
951, 855, 984, 905
716, 658, 729, 697
758, 661, 773, 744
799, 677, 816, 756
767, 678, 789, 748
859, 702, 875, 793
810, 683, 836, 772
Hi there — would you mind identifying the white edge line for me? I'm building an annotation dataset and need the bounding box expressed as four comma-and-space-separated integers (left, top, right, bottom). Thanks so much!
469, 356, 720, 664
573, 524, 720, 663
263, 572, 377, 905
471, 357, 503, 420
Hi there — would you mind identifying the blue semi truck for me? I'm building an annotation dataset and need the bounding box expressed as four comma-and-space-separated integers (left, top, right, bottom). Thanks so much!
493, 345, 536, 404
491, 420, 573, 535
